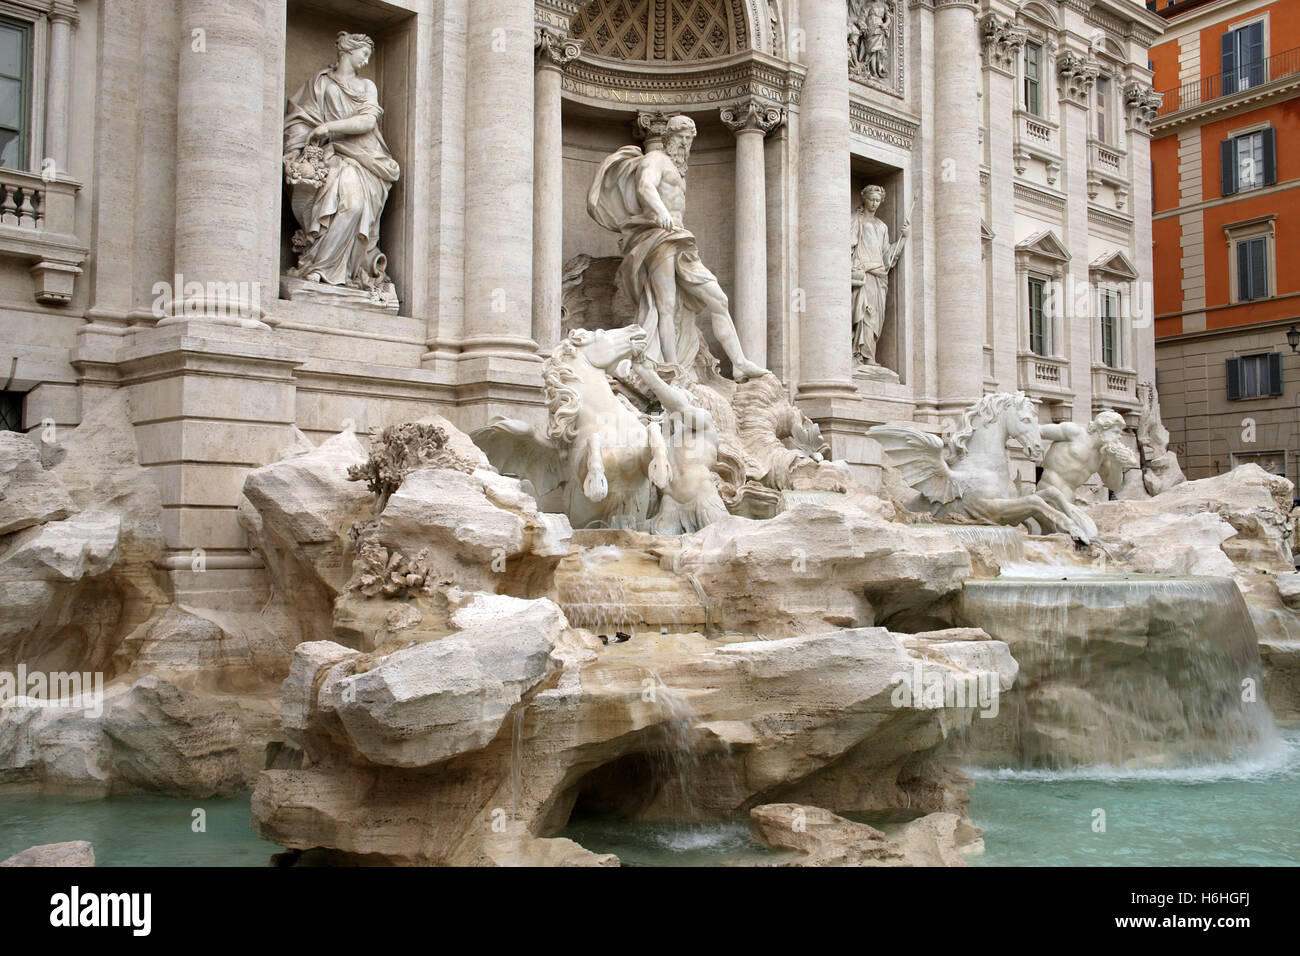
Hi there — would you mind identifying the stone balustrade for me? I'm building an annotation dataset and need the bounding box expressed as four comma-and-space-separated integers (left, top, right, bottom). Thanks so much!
0, 168, 85, 305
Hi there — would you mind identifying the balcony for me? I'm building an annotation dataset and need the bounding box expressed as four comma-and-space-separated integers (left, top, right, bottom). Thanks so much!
1013, 110, 1061, 181
1156, 46, 1300, 118
1017, 352, 1072, 402
1091, 365, 1139, 409
0, 169, 86, 304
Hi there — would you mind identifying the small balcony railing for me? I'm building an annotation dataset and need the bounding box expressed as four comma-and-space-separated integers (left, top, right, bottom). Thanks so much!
1156, 46, 1300, 117
1091, 365, 1138, 405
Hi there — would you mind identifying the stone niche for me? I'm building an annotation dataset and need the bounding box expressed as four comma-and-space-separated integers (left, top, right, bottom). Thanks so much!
280, 0, 415, 316
559, 103, 739, 368
850, 156, 906, 381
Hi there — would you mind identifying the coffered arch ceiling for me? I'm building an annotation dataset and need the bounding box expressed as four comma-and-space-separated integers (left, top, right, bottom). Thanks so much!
570, 0, 755, 61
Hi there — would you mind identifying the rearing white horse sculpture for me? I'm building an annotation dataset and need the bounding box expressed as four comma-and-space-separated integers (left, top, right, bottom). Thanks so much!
869, 392, 1093, 542
472, 326, 671, 531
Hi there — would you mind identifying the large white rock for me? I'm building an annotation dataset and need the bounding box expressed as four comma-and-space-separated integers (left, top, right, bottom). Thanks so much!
0, 431, 73, 535
0, 841, 95, 867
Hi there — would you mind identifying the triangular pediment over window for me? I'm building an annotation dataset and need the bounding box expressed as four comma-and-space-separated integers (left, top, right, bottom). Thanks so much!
1089, 249, 1139, 280
1015, 229, 1070, 263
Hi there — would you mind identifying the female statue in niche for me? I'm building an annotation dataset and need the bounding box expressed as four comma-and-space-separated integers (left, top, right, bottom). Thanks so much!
850, 184, 908, 368
283, 31, 400, 308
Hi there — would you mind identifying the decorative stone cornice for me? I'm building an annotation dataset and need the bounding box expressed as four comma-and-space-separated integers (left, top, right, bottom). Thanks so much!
562, 51, 804, 112
720, 98, 784, 136
1057, 50, 1101, 106
980, 13, 1027, 74
1123, 79, 1163, 134
848, 99, 919, 151
535, 24, 582, 70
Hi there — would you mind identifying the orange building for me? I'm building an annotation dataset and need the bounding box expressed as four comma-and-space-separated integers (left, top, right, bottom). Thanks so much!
1149, 0, 1300, 485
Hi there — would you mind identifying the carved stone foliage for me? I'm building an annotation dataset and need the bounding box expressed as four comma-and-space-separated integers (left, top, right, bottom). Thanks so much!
535, 25, 583, 68
980, 13, 1027, 73
848, 0, 903, 97
1057, 50, 1101, 106
571, 0, 749, 62
1123, 80, 1163, 132
719, 97, 784, 134
347, 422, 473, 516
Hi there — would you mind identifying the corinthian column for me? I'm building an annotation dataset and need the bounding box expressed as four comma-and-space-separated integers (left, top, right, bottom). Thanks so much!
932, 0, 984, 413
462, 0, 537, 360
722, 99, 783, 371
796, 0, 856, 404
533, 26, 581, 353
167, 0, 269, 326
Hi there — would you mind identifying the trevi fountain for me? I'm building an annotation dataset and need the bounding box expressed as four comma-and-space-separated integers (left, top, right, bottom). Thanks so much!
0, 1, 1296, 875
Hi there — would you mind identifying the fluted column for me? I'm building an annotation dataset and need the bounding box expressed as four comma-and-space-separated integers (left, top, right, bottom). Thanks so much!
722, 99, 783, 371
167, 0, 268, 326
533, 27, 581, 353
932, 0, 984, 413
796, 0, 856, 402
462, 0, 536, 358
44, 8, 74, 174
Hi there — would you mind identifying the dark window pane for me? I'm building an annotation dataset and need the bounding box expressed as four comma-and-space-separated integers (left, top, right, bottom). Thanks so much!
0, 76, 22, 130
0, 26, 22, 79
0, 127, 19, 169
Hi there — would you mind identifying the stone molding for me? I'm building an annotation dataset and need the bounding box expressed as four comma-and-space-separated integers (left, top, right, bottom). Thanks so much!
980, 12, 1027, 74
535, 24, 583, 69
848, 99, 919, 151
720, 97, 784, 135
562, 49, 803, 111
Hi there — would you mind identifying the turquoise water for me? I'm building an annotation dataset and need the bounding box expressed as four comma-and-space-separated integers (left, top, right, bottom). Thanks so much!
3, 729, 1296, 866
0, 793, 279, 867
968, 726, 1300, 867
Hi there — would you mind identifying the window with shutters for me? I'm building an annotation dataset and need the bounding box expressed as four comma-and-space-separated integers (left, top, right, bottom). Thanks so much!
0, 18, 30, 171
1099, 289, 1119, 368
1024, 42, 1043, 117
1226, 352, 1282, 400
1095, 76, 1110, 144
1224, 215, 1276, 304
1028, 276, 1048, 356
1222, 127, 1276, 195
1222, 20, 1267, 95
1237, 236, 1268, 300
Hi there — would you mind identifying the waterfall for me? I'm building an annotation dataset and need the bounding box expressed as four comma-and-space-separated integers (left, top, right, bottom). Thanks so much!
557, 545, 634, 638
958, 573, 1279, 769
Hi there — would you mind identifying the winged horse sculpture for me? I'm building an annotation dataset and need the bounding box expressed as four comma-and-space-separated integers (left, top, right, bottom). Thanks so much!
869, 392, 1094, 542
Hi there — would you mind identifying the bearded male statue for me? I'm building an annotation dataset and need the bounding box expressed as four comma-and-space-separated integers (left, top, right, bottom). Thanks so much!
1038, 410, 1139, 501
587, 114, 766, 381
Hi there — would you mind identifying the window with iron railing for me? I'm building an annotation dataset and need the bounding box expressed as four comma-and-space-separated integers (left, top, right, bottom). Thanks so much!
1223, 21, 1266, 95
1157, 45, 1300, 116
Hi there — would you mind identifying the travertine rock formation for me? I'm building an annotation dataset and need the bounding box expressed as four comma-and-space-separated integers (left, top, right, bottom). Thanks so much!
748, 803, 982, 866
252, 616, 1016, 866
0, 841, 95, 867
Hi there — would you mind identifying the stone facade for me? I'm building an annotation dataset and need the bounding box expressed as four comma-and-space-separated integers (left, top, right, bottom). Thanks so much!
0, 0, 1163, 612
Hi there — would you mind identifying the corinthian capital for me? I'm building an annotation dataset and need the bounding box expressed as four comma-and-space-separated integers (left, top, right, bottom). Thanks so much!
979, 13, 1027, 73
1057, 49, 1101, 106
720, 98, 785, 136
1123, 79, 1164, 132
535, 25, 582, 69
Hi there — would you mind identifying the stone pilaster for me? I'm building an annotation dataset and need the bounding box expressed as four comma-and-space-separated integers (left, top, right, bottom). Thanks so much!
932, 0, 984, 415
1126, 80, 1161, 385
721, 98, 783, 371
796, 0, 857, 414
1059, 48, 1100, 423
458, 0, 543, 429
533, 25, 581, 354
167, 0, 272, 327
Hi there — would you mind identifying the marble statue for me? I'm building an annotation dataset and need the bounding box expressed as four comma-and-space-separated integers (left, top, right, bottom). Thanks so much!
869, 392, 1094, 542
633, 360, 730, 535
848, 0, 891, 80
283, 32, 400, 309
473, 326, 726, 537
1136, 382, 1186, 495
1035, 410, 1139, 537
587, 114, 767, 381
850, 185, 908, 367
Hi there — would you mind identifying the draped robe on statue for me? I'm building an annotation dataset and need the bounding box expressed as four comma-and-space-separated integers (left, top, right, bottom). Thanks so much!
587, 145, 719, 369
850, 210, 905, 366
284, 69, 400, 293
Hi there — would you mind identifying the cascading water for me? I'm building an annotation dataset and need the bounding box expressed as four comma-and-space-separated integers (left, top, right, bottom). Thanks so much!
958, 572, 1278, 768
556, 545, 635, 638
